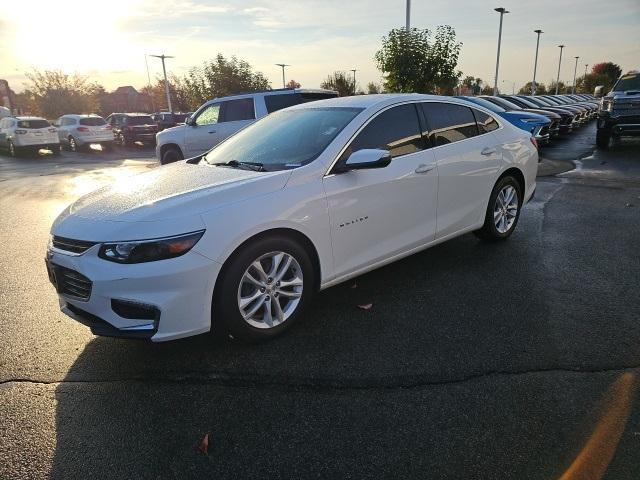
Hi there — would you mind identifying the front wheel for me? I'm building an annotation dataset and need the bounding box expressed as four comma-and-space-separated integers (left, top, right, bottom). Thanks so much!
474, 175, 522, 241
161, 146, 184, 165
214, 235, 315, 343
8, 140, 18, 157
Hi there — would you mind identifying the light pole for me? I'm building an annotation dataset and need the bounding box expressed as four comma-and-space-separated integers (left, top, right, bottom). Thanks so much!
493, 7, 510, 95
275, 63, 290, 88
149, 54, 174, 112
531, 29, 543, 95
144, 54, 155, 112
502, 80, 515, 94
584, 64, 588, 78
555, 45, 565, 95
350, 69, 357, 95
406, 0, 411, 30
572, 56, 579, 94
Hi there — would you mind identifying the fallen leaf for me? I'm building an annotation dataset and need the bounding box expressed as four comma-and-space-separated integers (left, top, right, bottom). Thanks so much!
198, 433, 209, 455
357, 303, 373, 310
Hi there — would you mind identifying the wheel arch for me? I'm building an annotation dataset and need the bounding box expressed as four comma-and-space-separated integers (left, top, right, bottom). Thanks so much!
498, 166, 525, 198
159, 142, 184, 160
214, 227, 322, 296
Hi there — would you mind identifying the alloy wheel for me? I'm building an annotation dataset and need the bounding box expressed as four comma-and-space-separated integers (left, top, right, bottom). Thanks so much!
494, 185, 519, 234
8, 141, 15, 157
69, 137, 77, 152
237, 251, 303, 329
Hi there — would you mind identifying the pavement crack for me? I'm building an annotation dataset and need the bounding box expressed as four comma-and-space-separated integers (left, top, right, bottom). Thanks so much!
2, 364, 640, 392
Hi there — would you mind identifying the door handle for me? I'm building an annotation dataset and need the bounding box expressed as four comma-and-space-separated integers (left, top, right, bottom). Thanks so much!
481, 147, 496, 156
415, 164, 435, 174
208, 130, 216, 134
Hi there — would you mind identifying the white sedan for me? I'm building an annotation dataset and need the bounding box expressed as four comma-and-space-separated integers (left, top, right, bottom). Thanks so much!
47, 94, 538, 342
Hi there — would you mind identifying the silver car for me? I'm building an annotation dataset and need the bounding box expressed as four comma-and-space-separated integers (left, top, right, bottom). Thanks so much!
55, 114, 115, 151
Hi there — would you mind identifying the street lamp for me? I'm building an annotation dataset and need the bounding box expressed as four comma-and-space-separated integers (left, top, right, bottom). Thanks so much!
555, 45, 565, 95
572, 56, 579, 94
144, 54, 155, 112
531, 29, 543, 95
493, 7, 510, 95
406, 0, 411, 30
149, 54, 174, 113
275, 63, 290, 88
350, 69, 357, 95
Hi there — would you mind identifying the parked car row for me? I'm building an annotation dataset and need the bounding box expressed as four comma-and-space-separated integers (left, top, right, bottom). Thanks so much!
456, 93, 598, 147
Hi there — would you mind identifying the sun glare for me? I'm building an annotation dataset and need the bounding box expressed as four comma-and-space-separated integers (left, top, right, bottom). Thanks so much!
7, 0, 139, 72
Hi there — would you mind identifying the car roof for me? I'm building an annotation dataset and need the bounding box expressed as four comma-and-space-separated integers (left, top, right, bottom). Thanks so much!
15, 116, 47, 121
110, 112, 152, 116
287, 93, 476, 111
61, 114, 103, 118
206, 88, 338, 103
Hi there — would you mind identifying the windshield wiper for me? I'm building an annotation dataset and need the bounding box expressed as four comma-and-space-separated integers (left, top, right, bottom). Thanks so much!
212, 160, 265, 171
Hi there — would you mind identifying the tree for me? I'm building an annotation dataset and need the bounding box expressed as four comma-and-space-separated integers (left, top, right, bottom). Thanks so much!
320, 71, 355, 96
591, 62, 622, 83
182, 54, 271, 108
23, 69, 102, 118
518, 81, 547, 95
547, 80, 569, 94
286, 79, 301, 88
366, 82, 382, 94
140, 75, 191, 113
480, 85, 493, 95
374, 25, 462, 93
575, 73, 611, 95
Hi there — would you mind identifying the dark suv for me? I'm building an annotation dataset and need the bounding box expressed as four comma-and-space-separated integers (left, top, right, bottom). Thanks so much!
105, 113, 158, 146
151, 112, 191, 132
596, 71, 640, 148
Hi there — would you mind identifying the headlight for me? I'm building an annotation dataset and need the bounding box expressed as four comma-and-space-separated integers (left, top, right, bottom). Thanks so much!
601, 99, 613, 112
98, 230, 205, 264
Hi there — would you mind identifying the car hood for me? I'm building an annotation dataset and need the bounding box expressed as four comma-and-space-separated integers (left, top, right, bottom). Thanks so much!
523, 108, 561, 120
54, 161, 291, 226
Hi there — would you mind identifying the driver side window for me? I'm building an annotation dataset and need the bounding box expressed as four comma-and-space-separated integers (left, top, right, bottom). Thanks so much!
195, 104, 220, 126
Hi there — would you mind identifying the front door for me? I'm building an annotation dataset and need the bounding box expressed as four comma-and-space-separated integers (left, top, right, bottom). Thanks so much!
184, 102, 221, 157
323, 103, 439, 279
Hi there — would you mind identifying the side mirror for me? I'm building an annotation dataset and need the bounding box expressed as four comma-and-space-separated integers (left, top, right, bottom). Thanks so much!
337, 149, 392, 173
184, 117, 195, 126
594, 86, 605, 98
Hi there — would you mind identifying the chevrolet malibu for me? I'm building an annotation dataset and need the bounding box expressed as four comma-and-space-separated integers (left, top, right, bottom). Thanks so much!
47, 94, 538, 342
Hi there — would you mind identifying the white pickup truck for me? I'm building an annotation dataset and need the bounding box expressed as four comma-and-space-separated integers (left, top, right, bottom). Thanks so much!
155, 88, 338, 164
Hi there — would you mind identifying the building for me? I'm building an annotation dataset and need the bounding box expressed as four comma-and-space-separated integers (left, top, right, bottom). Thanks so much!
106, 86, 152, 113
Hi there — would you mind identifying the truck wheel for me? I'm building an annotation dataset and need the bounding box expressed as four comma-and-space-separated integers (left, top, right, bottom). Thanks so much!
161, 146, 184, 165
596, 129, 611, 149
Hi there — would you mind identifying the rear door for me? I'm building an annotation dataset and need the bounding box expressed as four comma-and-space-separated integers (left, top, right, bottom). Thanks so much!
184, 102, 221, 157
215, 98, 256, 143
323, 103, 439, 278
421, 102, 501, 238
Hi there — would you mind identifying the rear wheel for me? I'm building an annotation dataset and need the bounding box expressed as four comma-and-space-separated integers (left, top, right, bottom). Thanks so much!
68, 136, 80, 152
8, 140, 18, 157
596, 129, 611, 149
161, 146, 184, 164
474, 175, 522, 241
214, 235, 315, 343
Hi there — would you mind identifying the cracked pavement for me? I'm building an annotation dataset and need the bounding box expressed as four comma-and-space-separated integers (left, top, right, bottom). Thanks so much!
1, 128, 639, 479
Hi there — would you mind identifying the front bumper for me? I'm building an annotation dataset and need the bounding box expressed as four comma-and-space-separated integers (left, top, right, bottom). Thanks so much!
46, 246, 221, 342
598, 114, 640, 136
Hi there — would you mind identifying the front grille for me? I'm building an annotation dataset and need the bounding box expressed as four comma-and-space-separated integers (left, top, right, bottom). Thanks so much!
539, 125, 550, 136
53, 265, 92, 301
613, 104, 640, 116
550, 120, 560, 131
52, 236, 96, 254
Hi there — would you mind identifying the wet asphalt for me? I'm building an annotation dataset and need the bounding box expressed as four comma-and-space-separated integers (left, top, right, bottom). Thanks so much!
1, 127, 639, 479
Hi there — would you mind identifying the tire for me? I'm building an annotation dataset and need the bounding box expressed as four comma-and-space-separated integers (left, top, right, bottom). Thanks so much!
50, 144, 61, 156
474, 175, 523, 241
161, 146, 184, 165
214, 235, 315, 343
118, 134, 130, 147
8, 140, 18, 157
68, 136, 80, 152
101, 142, 114, 152
596, 129, 611, 149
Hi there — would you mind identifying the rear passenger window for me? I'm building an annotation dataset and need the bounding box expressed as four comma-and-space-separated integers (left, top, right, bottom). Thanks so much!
421, 102, 479, 146
221, 98, 255, 122
264, 92, 339, 113
472, 109, 499, 134
339, 104, 423, 161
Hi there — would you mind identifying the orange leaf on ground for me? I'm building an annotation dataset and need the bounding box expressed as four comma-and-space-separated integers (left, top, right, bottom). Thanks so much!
357, 303, 373, 310
198, 433, 209, 455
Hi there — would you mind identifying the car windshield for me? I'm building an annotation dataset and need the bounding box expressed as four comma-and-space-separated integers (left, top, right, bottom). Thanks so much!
455, 96, 505, 113
203, 107, 362, 171
17, 119, 50, 129
79, 117, 106, 126
485, 96, 521, 110
126, 116, 154, 125
613, 73, 640, 91
517, 97, 545, 108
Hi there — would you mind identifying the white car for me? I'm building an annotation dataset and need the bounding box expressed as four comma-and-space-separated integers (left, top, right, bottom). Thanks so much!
55, 114, 115, 151
0, 116, 60, 157
47, 94, 538, 343
156, 88, 338, 164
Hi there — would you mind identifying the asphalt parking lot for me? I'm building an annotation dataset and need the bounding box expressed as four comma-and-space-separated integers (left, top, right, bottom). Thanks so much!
1, 126, 639, 479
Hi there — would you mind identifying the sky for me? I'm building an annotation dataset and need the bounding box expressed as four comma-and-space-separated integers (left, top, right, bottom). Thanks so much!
1, 0, 639, 94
